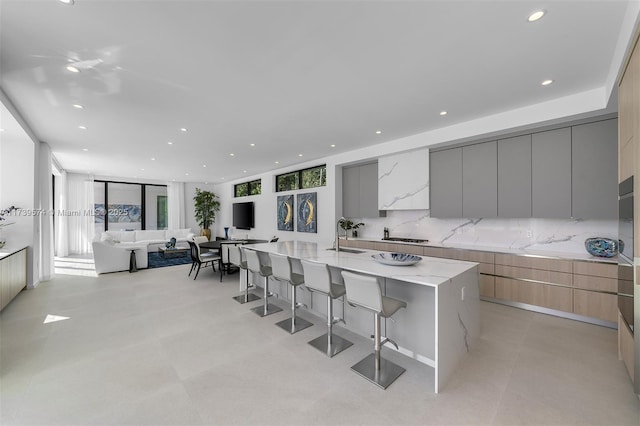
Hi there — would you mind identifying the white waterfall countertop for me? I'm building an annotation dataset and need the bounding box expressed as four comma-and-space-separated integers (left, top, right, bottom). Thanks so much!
245, 239, 480, 394
246, 240, 478, 287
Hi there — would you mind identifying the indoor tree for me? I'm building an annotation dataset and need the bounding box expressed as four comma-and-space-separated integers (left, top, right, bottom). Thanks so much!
193, 188, 220, 240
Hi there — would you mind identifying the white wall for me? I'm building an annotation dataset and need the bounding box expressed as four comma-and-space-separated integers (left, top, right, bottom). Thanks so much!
0, 94, 38, 286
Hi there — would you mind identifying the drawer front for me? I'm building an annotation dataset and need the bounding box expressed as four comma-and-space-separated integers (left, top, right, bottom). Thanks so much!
572, 261, 617, 278
495, 265, 573, 286
479, 274, 495, 298
445, 249, 495, 264
495, 277, 573, 313
572, 274, 617, 293
478, 262, 494, 275
423, 247, 447, 258
573, 289, 617, 322
495, 253, 572, 273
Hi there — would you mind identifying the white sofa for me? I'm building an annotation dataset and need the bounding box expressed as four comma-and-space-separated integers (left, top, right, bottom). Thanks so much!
92, 228, 195, 274
100, 229, 195, 251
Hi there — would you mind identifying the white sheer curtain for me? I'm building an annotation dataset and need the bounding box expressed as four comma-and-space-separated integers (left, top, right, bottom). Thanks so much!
54, 170, 68, 257
38, 142, 54, 280
167, 182, 185, 230
65, 172, 95, 254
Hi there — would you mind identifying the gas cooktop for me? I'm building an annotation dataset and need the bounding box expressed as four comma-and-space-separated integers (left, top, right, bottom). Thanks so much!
382, 237, 428, 244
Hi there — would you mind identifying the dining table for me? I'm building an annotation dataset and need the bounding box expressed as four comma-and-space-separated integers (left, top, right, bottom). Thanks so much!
199, 239, 269, 276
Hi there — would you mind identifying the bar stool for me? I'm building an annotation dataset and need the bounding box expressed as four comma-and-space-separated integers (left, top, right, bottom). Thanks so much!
301, 259, 353, 357
270, 253, 313, 334
244, 249, 282, 317
229, 246, 260, 304
341, 271, 407, 389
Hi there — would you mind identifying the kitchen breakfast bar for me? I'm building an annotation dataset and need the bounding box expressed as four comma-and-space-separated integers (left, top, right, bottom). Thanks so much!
242, 240, 480, 393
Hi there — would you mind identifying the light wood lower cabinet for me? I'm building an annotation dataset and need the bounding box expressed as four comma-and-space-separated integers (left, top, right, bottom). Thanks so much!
619, 312, 635, 383
340, 239, 617, 323
573, 289, 617, 323
1, 248, 28, 312
479, 275, 495, 298
495, 277, 573, 313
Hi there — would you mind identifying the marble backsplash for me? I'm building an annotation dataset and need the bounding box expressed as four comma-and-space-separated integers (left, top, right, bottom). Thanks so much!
350, 210, 618, 258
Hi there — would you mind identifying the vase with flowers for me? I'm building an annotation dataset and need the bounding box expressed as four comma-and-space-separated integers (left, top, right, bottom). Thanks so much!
0, 206, 18, 249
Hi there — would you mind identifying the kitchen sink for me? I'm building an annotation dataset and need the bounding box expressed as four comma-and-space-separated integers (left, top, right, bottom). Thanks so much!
326, 248, 366, 254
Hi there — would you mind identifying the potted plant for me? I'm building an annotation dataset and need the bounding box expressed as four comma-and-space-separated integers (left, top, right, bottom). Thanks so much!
338, 218, 364, 240
193, 189, 220, 240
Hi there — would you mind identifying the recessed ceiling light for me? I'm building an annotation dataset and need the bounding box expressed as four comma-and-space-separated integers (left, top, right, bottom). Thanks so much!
298, 154, 303, 157
221, 177, 225, 180
250, 143, 256, 147
439, 111, 448, 116
541, 79, 554, 86
202, 164, 207, 168
180, 127, 188, 132
72, 104, 84, 109
151, 157, 156, 161
230, 153, 235, 157
243, 170, 247, 173
82, 148, 89, 152
167, 141, 173, 145
78, 125, 87, 130
185, 173, 189, 176
66, 65, 80, 73
375, 130, 382, 135
59, 0, 74, 5
528, 10, 545, 22
330, 144, 336, 148
0, 128, 5, 132
274, 161, 279, 164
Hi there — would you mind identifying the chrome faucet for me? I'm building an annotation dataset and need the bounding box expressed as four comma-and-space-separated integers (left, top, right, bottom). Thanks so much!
335, 216, 345, 252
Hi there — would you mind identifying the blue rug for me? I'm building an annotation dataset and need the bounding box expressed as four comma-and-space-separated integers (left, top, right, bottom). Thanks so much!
147, 252, 192, 269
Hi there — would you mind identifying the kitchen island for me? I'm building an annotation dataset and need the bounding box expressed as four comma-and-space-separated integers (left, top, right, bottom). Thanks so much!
244, 240, 479, 393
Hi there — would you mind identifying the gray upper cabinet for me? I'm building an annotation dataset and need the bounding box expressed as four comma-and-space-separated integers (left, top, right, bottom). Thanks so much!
571, 119, 618, 219
342, 165, 360, 218
342, 162, 380, 218
359, 162, 379, 217
498, 135, 532, 217
463, 141, 497, 218
532, 128, 572, 218
429, 117, 617, 219
430, 148, 462, 217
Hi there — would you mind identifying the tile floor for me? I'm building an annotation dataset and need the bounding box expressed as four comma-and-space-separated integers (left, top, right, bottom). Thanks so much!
1, 263, 639, 425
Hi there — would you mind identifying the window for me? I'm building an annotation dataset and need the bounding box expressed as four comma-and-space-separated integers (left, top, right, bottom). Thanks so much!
234, 179, 261, 197
94, 180, 167, 232
276, 165, 326, 192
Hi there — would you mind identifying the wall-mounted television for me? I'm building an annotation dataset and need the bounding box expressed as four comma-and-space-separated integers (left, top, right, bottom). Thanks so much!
233, 202, 254, 230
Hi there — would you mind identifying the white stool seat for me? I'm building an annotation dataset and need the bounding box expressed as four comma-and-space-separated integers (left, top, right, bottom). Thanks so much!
301, 259, 352, 357
270, 253, 313, 334
230, 246, 260, 304
341, 270, 407, 389
245, 249, 281, 317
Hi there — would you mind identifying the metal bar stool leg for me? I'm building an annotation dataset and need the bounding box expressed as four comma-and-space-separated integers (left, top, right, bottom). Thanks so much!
250, 276, 282, 317
275, 283, 313, 334
308, 294, 353, 357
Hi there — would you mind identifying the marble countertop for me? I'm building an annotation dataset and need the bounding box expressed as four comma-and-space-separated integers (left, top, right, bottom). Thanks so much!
0, 246, 28, 260
348, 237, 617, 264
245, 240, 478, 288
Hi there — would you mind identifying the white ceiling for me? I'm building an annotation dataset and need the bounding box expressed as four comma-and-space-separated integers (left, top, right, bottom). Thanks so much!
0, 0, 637, 183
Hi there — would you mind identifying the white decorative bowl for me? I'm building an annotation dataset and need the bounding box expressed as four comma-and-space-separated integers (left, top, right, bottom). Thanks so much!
371, 252, 422, 266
